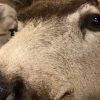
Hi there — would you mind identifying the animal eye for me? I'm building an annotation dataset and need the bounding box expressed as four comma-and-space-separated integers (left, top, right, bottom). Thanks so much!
80, 13, 100, 31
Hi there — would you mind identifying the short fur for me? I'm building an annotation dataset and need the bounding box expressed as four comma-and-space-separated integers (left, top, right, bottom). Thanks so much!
0, 0, 100, 100
0, 0, 98, 21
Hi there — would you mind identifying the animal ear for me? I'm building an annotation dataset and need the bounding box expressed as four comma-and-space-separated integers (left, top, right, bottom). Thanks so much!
12, 0, 32, 8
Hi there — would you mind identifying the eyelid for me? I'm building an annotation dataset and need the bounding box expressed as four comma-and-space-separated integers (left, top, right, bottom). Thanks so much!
79, 13, 100, 28
79, 12, 100, 39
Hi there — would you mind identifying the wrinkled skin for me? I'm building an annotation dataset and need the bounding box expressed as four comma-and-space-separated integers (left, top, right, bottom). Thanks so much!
0, 3, 18, 47
0, 0, 100, 100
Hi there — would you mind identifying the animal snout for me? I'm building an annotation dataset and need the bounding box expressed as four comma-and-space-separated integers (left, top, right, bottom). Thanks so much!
9, 21, 18, 36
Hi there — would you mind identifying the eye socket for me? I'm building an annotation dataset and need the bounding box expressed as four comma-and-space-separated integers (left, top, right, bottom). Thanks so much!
80, 13, 100, 31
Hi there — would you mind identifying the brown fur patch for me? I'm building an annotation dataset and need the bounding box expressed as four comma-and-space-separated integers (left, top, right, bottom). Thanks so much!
17, 0, 98, 21
0, 0, 99, 21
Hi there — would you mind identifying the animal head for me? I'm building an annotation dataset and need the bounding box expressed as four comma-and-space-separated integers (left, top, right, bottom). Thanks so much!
0, 0, 100, 100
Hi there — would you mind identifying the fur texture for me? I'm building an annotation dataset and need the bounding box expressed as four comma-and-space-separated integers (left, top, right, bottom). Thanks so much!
0, 0, 100, 100
0, 0, 98, 21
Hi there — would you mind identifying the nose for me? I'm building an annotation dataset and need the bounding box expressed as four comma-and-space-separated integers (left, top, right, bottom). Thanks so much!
9, 23, 18, 36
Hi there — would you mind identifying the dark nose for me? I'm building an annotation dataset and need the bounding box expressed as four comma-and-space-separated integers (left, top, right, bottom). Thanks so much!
9, 24, 18, 36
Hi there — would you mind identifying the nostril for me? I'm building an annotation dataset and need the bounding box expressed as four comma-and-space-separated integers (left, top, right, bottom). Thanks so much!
9, 23, 18, 36
9, 29, 15, 36
9, 27, 18, 36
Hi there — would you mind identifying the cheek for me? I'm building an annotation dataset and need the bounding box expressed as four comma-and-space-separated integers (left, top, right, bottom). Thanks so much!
84, 30, 100, 44
81, 31, 100, 64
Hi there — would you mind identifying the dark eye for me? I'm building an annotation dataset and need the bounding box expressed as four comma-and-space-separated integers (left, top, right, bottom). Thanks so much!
80, 13, 100, 31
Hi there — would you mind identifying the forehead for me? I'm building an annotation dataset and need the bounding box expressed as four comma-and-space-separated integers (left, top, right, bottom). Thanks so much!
57, 0, 99, 15
68, 0, 100, 14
